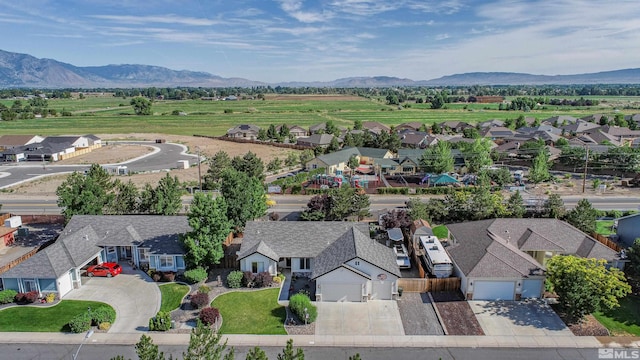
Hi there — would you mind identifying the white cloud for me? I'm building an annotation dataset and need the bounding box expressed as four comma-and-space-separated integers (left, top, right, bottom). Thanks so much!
90, 14, 219, 26
276, 0, 332, 23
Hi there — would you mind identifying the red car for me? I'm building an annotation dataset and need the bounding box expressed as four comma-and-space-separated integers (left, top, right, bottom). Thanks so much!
86, 262, 122, 278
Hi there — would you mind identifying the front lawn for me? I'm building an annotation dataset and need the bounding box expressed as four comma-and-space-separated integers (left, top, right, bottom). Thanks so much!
595, 220, 616, 235
593, 295, 640, 336
432, 225, 449, 240
211, 288, 286, 335
159, 283, 190, 312
0, 300, 111, 332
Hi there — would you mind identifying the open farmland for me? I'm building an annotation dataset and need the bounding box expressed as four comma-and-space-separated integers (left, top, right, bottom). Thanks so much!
1, 94, 639, 136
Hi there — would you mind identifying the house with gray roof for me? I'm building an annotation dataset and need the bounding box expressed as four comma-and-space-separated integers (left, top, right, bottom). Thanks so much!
1, 215, 190, 298
238, 221, 401, 302
446, 218, 623, 301
226, 124, 260, 140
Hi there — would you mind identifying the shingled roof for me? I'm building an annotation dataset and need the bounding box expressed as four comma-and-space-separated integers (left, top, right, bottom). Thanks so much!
238, 221, 400, 278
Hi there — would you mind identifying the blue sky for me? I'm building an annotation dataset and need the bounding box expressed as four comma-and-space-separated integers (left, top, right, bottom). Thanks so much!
1, 0, 640, 83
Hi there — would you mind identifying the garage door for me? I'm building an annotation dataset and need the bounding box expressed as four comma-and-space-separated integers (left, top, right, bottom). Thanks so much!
321, 283, 362, 302
371, 281, 393, 300
521, 279, 543, 299
472, 281, 515, 300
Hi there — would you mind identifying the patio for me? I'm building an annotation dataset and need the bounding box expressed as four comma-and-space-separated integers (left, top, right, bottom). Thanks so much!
278, 271, 316, 303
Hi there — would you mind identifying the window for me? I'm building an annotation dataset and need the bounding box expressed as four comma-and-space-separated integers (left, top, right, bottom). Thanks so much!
23, 279, 37, 292
299, 258, 311, 270
159, 255, 174, 269
139, 248, 149, 261
285, 258, 292, 268
355, 261, 360, 266
107, 246, 116, 254
403, 166, 414, 173
312, 164, 318, 169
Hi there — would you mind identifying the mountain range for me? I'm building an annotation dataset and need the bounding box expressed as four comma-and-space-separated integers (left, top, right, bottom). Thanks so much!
1, 49, 640, 88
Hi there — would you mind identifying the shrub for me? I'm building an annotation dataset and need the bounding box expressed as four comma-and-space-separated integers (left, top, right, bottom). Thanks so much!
289, 293, 317, 323
91, 306, 116, 325
190, 292, 209, 309
151, 271, 162, 282
272, 276, 282, 284
162, 271, 176, 282
255, 272, 272, 288
242, 271, 256, 287
199, 307, 220, 326
0, 289, 17, 304
227, 271, 243, 288
198, 285, 211, 294
98, 322, 111, 331
68, 313, 92, 333
278, 273, 285, 282
184, 267, 208, 284
45, 293, 56, 303
149, 311, 172, 331
15, 291, 39, 304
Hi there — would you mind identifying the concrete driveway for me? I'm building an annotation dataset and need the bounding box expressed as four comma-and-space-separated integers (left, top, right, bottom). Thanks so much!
469, 300, 573, 336
63, 266, 160, 333
315, 301, 405, 336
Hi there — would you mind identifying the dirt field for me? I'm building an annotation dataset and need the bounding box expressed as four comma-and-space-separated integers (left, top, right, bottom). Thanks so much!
4, 134, 299, 196
268, 95, 365, 101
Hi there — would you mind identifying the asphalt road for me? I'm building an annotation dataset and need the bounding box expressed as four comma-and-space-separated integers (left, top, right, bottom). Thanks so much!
0, 141, 199, 189
1, 194, 639, 215
0, 344, 604, 360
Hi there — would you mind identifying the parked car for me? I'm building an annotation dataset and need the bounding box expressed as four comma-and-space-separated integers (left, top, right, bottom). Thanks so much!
86, 262, 122, 277
394, 244, 411, 269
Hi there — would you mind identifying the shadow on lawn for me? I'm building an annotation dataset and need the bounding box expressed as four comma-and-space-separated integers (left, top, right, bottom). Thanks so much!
599, 295, 640, 328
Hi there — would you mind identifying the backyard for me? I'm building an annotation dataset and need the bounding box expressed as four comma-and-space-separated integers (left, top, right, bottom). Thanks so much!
159, 283, 190, 312
211, 288, 286, 335
595, 220, 616, 236
0, 300, 111, 332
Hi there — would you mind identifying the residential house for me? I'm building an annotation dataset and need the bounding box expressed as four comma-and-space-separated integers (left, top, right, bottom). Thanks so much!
624, 114, 640, 127
480, 126, 515, 140
437, 121, 472, 134
0, 226, 17, 248
517, 124, 562, 137
237, 221, 401, 302
542, 115, 578, 126
0, 215, 190, 298
394, 149, 424, 175
399, 131, 428, 149
297, 134, 339, 148
477, 119, 505, 129
598, 125, 640, 144
395, 122, 423, 132
305, 147, 393, 176
361, 121, 391, 135
559, 120, 601, 135
446, 218, 623, 301
226, 124, 260, 140
0, 135, 44, 150
276, 125, 307, 138
616, 213, 640, 248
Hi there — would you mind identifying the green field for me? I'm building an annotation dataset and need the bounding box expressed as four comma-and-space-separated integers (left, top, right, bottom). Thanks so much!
1, 94, 639, 137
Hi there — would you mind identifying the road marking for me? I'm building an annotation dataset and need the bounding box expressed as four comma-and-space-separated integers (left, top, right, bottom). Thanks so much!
0, 172, 10, 178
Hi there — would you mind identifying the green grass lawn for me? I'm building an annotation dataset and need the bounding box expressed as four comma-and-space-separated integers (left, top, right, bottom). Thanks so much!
159, 283, 190, 312
432, 225, 449, 240
595, 220, 616, 235
211, 288, 286, 335
593, 295, 640, 336
0, 300, 111, 332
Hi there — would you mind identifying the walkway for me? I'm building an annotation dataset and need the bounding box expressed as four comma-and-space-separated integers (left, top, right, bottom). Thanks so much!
63, 263, 160, 333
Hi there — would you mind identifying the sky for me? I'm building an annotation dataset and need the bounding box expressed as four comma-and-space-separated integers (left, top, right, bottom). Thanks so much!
1, 0, 640, 83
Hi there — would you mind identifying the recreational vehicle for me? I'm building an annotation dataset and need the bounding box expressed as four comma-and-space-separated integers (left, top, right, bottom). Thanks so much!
418, 235, 453, 278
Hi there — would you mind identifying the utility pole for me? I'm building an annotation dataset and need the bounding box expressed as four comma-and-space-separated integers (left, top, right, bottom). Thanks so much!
196, 147, 202, 191
582, 145, 589, 193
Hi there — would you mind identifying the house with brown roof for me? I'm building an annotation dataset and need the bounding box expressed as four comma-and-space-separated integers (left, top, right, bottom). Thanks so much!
226, 124, 260, 140
361, 121, 391, 135
0, 135, 44, 150
395, 122, 423, 132
446, 218, 623, 301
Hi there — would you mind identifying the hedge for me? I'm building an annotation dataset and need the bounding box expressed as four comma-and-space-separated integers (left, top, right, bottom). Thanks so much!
227, 271, 243, 288
0, 290, 17, 304
68, 313, 92, 333
289, 293, 317, 323
91, 306, 116, 325
149, 311, 172, 331
183, 267, 208, 284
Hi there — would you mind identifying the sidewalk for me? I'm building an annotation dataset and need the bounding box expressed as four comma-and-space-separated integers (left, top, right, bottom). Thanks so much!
0, 332, 630, 348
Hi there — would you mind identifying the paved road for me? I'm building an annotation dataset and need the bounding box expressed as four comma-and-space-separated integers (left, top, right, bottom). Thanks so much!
0, 141, 199, 189
0, 344, 607, 360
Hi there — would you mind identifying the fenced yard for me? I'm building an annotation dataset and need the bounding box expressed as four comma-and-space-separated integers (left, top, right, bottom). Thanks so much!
398, 277, 461, 293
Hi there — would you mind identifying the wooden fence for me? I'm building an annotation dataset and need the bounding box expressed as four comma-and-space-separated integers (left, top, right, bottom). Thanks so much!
194, 134, 310, 150
591, 233, 622, 252
398, 277, 461, 293
0, 247, 40, 275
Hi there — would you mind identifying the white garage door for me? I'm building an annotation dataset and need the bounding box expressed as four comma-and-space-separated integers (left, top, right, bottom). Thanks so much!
473, 281, 515, 300
371, 281, 393, 300
321, 283, 362, 302
521, 279, 543, 298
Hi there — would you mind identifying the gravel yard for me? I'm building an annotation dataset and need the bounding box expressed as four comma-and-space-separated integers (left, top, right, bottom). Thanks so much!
432, 291, 485, 336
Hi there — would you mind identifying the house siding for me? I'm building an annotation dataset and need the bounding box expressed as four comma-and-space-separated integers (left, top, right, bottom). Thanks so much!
240, 253, 278, 275
617, 215, 640, 248
315, 267, 367, 302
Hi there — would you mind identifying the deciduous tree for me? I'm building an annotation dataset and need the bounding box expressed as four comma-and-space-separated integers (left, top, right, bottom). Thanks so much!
528, 150, 551, 184
56, 164, 115, 221
203, 151, 232, 190
220, 169, 267, 231
419, 141, 454, 174
182, 193, 232, 268
130, 97, 152, 115
546, 255, 631, 321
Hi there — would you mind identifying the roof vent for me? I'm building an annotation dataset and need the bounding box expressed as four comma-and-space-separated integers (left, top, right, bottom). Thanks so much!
84, 235, 89, 241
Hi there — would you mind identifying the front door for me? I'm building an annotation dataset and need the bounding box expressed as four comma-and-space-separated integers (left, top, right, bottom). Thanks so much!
120, 246, 132, 259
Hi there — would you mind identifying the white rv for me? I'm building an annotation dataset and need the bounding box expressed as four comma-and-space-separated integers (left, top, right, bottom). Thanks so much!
418, 235, 453, 278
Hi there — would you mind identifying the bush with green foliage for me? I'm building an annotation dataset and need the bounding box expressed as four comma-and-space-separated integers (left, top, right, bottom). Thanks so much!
91, 306, 116, 325
198, 285, 211, 294
0, 289, 17, 304
227, 270, 243, 288
149, 311, 172, 331
184, 267, 208, 284
68, 313, 92, 333
190, 292, 209, 309
199, 307, 220, 326
289, 293, 317, 323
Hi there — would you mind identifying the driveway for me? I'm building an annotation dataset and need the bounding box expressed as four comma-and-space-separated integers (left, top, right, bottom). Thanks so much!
315, 301, 405, 336
397, 292, 444, 335
469, 300, 573, 336
63, 266, 160, 333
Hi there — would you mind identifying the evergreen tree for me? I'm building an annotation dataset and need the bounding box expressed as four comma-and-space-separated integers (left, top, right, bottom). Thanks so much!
419, 141, 454, 174
566, 199, 597, 234
528, 150, 551, 184
506, 191, 526, 218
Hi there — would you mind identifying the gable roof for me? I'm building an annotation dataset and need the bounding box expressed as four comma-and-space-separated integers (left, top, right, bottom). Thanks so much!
0, 135, 43, 147
227, 124, 260, 134
238, 221, 400, 278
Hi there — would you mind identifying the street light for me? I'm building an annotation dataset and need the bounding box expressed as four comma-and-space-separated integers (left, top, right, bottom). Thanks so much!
72, 329, 93, 360
196, 146, 202, 191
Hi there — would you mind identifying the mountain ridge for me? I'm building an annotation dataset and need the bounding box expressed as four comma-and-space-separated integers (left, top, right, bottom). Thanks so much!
1, 49, 640, 88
